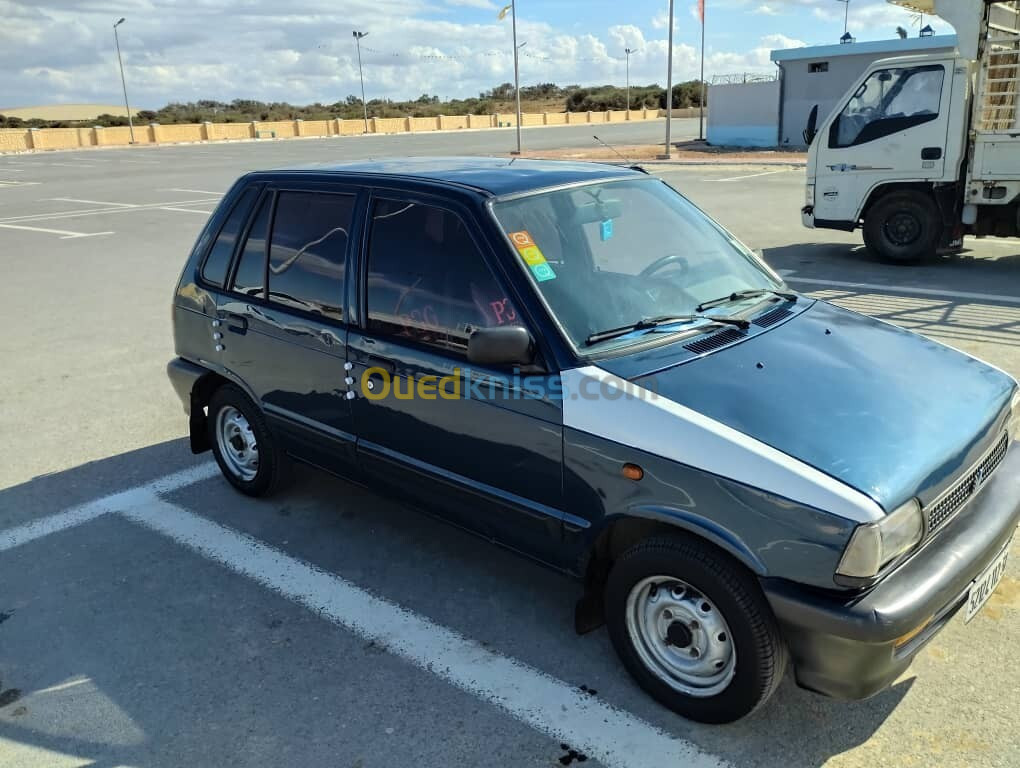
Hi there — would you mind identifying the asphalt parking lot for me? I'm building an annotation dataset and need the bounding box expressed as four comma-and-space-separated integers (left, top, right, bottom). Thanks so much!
1, 122, 1018, 768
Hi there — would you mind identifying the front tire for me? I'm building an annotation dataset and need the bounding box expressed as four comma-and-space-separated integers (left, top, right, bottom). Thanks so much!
863, 191, 941, 263
207, 383, 287, 497
605, 534, 786, 724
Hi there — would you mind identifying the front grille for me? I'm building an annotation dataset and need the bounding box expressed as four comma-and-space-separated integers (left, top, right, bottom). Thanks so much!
753, 306, 793, 328
684, 328, 747, 355
925, 434, 1009, 534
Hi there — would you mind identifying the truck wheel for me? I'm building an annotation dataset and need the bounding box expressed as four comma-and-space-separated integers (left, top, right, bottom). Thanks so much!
863, 191, 941, 263
207, 383, 288, 497
605, 534, 786, 724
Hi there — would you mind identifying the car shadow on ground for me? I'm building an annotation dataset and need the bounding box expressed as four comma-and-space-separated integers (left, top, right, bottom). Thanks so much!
0, 440, 920, 767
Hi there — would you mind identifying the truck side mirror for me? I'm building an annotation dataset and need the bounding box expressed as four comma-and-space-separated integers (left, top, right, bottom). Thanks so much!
803, 104, 819, 145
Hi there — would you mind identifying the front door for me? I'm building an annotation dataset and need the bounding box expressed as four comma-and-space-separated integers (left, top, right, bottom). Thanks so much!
814, 60, 954, 225
348, 194, 565, 564
215, 185, 360, 475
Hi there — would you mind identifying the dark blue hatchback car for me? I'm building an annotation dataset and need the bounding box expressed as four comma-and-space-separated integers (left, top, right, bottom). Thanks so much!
169, 157, 1020, 723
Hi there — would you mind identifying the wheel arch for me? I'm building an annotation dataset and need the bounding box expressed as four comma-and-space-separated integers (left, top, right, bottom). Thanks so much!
187, 370, 246, 454
858, 180, 937, 222
574, 506, 768, 634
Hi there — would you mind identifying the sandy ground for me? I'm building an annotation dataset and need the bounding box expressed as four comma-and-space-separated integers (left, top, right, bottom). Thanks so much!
516, 140, 808, 165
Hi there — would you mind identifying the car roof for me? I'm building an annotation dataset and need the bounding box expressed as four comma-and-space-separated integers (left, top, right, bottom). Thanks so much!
268, 156, 644, 197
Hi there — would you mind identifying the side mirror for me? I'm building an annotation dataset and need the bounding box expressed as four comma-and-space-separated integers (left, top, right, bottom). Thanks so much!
803, 104, 819, 145
467, 326, 535, 367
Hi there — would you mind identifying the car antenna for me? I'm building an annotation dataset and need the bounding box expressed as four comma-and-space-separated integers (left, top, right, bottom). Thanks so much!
593, 135, 648, 173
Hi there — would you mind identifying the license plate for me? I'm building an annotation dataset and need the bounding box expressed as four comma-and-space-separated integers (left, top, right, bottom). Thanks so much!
965, 542, 1011, 623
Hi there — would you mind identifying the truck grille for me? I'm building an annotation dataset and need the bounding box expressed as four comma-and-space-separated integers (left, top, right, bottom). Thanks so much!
925, 434, 1009, 534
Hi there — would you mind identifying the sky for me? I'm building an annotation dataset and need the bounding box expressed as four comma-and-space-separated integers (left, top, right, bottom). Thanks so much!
0, 0, 944, 109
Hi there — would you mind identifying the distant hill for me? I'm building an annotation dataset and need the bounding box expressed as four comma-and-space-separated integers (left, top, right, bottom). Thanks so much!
0, 104, 135, 121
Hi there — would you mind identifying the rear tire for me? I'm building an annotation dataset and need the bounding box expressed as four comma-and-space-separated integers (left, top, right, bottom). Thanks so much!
863, 191, 941, 263
207, 383, 288, 497
605, 534, 786, 724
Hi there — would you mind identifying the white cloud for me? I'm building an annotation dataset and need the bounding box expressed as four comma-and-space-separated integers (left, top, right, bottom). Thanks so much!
754, 4, 780, 15
0, 0, 929, 110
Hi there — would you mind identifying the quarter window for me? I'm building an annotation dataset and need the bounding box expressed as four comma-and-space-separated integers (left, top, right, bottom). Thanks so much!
365, 199, 520, 354
202, 187, 256, 287
231, 193, 272, 298
831, 65, 945, 148
267, 192, 352, 321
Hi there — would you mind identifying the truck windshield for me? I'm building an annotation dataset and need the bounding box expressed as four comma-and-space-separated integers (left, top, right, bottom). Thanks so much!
490, 178, 783, 352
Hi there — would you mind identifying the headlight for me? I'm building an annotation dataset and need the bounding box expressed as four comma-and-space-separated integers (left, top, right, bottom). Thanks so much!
805, 183, 815, 206
836, 499, 923, 579
1009, 389, 1020, 442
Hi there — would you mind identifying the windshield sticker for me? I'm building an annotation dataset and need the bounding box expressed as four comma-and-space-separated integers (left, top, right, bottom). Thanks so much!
530, 262, 557, 282
600, 219, 614, 242
509, 230, 536, 249
519, 245, 547, 266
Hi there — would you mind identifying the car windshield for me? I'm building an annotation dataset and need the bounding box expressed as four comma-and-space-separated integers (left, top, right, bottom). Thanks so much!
490, 177, 783, 352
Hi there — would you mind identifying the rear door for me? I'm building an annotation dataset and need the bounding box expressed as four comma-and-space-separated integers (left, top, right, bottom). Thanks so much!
215, 182, 361, 475
814, 60, 954, 225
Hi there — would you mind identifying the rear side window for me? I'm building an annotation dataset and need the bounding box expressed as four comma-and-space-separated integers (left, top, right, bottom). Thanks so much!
365, 199, 520, 355
201, 187, 256, 287
232, 194, 272, 297
267, 192, 353, 321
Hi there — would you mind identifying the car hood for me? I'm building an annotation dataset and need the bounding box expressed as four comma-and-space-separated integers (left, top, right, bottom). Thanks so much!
606, 300, 1016, 511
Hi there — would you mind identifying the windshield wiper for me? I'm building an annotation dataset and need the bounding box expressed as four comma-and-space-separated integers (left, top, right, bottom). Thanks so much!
696, 288, 798, 313
583, 313, 749, 347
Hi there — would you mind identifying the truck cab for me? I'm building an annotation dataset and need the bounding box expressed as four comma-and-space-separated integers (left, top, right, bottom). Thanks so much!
803, 0, 1020, 261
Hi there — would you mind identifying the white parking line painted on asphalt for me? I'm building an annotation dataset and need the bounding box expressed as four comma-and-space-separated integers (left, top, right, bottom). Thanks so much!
48, 197, 139, 208
786, 276, 1020, 305
706, 170, 790, 183
123, 497, 730, 768
0, 223, 113, 239
161, 187, 223, 195
0, 461, 729, 768
0, 463, 218, 553
45, 162, 96, 169
0, 197, 221, 224
160, 206, 214, 215
0, 180, 40, 187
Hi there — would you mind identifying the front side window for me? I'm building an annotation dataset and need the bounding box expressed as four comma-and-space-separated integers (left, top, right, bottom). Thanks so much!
831, 65, 945, 148
491, 178, 781, 352
267, 191, 352, 321
366, 199, 520, 355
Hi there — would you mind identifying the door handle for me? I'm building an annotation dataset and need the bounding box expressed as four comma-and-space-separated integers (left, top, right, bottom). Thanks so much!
221, 312, 248, 334
921, 147, 942, 160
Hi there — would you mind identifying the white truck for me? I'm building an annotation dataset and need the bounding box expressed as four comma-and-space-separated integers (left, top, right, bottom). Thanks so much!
802, 0, 1020, 261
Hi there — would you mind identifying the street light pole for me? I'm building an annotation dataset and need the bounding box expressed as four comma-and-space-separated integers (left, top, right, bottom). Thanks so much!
661, 0, 675, 159
511, 1, 522, 155
625, 48, 636, 110
353, 30, 369, 133
113, 18, 135, 144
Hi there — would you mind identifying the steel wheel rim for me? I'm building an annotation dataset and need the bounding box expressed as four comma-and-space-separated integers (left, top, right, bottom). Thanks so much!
885, 211, 921, 246
625, 576, 736, 697
215, 406, 259, 481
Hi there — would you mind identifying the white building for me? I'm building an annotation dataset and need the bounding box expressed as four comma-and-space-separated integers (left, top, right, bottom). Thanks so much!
707, 34, 958, 148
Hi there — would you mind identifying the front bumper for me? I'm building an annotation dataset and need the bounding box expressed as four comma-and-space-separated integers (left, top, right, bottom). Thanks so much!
763, 441, 1020, 700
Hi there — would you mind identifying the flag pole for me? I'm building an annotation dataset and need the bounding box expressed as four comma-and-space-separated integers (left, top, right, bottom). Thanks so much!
698, 0, 706, 141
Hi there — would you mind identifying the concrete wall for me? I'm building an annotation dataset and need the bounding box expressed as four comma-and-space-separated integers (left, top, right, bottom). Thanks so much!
776, 40, 956, 147
0, 108, 705, 153
707, 81, 780, 147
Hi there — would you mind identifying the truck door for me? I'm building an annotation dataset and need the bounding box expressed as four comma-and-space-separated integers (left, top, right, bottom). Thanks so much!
813, 61, 954, 226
